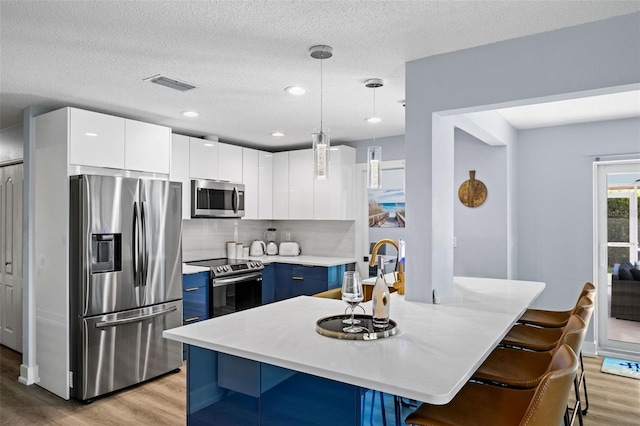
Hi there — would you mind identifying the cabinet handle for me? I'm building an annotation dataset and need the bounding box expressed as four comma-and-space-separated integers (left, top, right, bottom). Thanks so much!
185, 317, 199, 322
302, 265, 314, 268
292, 276, 304, 281
185, 287, 199, 292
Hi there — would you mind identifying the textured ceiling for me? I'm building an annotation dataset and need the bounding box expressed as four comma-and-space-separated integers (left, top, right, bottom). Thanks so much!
2, 1, 640, 150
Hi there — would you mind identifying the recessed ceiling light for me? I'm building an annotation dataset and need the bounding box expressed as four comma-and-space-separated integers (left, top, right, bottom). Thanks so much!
270, 132, 285, 137
182, 111, 199, 117
365, 117, 381, 123
85, 132, 98, 137
284, 86, 306, 95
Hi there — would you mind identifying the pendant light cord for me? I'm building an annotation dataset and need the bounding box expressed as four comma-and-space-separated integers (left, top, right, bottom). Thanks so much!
372, 87, 376, 143
320, 59, 323, 133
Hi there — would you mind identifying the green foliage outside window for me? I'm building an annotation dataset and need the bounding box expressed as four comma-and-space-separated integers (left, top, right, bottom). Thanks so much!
607, 195, 640, 267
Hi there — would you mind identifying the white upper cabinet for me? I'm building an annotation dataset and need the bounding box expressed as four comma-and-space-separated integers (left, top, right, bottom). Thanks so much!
170, 134, 191, 220
189, 139, 219, 180
314, 145, 356, 220
68, 108, 125, 169
242, 147, 259, 219
258, 151, 273, 220
218, 143, 243, 183
288, 149, 314, 219
124, 119, 171, 174
272, 152, 289, 219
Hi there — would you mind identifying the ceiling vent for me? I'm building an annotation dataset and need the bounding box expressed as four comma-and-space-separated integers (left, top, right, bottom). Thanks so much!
144, 74, 196, 92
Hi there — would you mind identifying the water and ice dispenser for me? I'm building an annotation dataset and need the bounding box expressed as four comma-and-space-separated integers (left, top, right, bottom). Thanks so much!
91, 234, 122, 273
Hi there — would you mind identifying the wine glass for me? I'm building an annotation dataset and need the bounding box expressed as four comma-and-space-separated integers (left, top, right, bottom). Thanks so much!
341, 271, 364, 333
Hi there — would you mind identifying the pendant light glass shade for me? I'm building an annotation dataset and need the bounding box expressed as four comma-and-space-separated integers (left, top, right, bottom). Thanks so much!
310, 45, 333, 180
367, 145, 382, 189
313, 128, 330, 180
365, 78, 383, 189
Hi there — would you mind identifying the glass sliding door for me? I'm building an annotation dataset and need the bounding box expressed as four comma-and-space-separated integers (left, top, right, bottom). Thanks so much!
595, 160, 640, 358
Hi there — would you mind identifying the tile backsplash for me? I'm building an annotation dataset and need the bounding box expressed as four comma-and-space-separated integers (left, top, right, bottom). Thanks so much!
182, 219, 355, 260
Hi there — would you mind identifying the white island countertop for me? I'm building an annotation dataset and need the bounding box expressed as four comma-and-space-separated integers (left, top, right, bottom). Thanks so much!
164, 276, 544, 405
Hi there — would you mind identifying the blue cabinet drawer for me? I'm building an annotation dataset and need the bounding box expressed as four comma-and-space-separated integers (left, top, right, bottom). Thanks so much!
183, 270, 209, 290
291, 265, 327, 281
183, 285, 209, 322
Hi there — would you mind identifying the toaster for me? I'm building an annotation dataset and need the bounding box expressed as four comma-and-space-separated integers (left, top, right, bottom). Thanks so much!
279, 242, 301, 256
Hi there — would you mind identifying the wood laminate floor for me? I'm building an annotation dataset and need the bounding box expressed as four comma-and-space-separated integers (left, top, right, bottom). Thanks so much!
1, 346, 639, 425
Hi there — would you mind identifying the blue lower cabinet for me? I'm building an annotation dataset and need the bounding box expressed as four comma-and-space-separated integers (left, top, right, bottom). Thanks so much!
270, 263, 348, 302
186, 346, 382, 426
183, 271, 210, 359
274, 264, 293, 301
261, 264, 275, 305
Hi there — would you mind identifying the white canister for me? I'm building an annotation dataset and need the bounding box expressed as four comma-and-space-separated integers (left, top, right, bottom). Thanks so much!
242, 246, 249, 258
236, 243, 243, 259
227, 241, 236, 259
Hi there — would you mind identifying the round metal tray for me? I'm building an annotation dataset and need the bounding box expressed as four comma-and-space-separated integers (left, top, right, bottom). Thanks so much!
315, 314, 397, 340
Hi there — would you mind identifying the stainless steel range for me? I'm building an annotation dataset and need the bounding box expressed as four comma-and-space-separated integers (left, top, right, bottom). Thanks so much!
187, 258, 264, 317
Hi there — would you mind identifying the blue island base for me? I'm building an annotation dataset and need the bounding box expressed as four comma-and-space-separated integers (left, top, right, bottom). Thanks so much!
187, 345, 409, 426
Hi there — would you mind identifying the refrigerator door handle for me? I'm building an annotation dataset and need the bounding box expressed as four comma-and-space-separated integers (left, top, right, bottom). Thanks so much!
141, 200, 148, 286
94, 305, 177, 328
132, 201, 140, 286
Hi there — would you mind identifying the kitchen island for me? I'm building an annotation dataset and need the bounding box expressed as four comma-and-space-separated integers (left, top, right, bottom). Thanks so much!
164, 277, 545, 425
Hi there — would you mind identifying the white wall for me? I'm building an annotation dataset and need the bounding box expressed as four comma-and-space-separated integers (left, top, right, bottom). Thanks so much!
405, 12, 640, 304
518, 117, 640, 310
454, 129, 508, 278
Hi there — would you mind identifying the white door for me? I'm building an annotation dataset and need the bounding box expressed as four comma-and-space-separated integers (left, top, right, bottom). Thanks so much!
0, 163, 23, 352
595, 160, 640, 358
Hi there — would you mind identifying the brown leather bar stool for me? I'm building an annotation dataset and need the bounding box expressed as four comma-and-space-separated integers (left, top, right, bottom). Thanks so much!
518, 282, 595, 328
502, 298, 594, 417
405, 345, 578, 426
501, 298, 593, 351
473, 315, 587, 426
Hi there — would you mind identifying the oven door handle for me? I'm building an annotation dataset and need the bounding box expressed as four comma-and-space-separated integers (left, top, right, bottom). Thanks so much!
212, 272, 263, 287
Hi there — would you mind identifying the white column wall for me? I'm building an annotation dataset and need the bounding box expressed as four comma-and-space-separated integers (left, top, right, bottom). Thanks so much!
405, 12, 640, 303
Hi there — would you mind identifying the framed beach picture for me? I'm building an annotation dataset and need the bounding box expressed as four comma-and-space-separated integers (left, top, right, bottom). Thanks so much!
368, 188, 405, 228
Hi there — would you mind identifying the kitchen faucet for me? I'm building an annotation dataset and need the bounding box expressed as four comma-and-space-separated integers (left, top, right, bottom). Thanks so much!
369, 239, 405, 295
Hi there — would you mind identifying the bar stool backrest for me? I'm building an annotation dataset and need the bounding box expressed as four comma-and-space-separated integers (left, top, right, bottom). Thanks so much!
519, 344, 578, 426
572, 298, 595, 326
557, 316, 587, 356
578, 282, 596, 304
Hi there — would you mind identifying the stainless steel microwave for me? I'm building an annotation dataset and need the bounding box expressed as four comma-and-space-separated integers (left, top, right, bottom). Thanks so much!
191, 180, 245, 218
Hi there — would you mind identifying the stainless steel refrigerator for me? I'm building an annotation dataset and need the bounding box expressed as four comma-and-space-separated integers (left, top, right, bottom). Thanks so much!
69, 175, 183, 401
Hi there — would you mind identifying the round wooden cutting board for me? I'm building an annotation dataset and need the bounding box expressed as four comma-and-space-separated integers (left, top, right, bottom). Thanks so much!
458, 170, 487, 207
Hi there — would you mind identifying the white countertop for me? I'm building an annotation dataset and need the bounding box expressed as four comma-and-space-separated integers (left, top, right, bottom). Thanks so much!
164, 276, 544, 405
182, 264, 210, 274
362, 272, 397, 285
247, 254, 356, 267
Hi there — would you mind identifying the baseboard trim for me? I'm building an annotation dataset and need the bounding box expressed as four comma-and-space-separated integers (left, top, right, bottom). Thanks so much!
19, 364, 39, 385
582, 341, 597, 357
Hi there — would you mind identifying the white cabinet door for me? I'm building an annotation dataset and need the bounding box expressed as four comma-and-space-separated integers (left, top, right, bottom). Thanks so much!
272, 152, 289, 219
314, 146, 356, 219
170, 134, 191, 220
218, 143, 243, 183
242, 148, 259, 219
258, 151, 273, 220
190, 139, 218, 180
68, 108, 125, 169
125, 119, 171, 174
288, 149, 314, 219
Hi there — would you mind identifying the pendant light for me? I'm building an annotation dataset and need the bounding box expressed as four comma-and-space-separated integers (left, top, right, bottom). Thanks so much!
365, 78, 383, 189
310, 45, 332, 180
